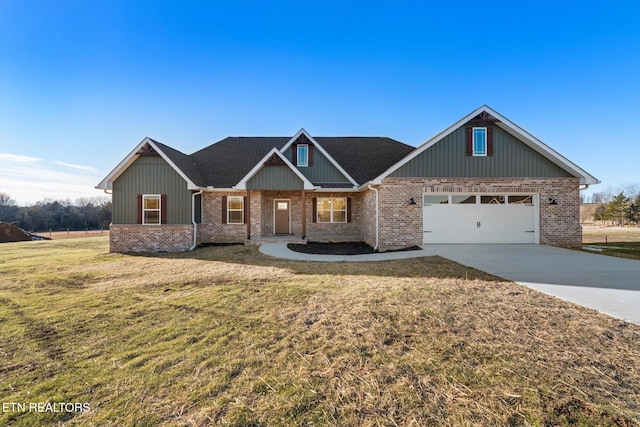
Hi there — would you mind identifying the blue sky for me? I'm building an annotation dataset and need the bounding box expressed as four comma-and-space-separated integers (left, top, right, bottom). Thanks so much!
1, 0, 639, 204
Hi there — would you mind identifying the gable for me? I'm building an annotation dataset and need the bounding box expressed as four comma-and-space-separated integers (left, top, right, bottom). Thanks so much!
247, 164, 305, 190
390, 123, 573, 178
282, 140, 351, 186
112, 155, 192, 224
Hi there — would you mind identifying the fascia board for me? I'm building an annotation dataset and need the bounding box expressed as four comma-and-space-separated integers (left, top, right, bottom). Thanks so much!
280, 128, 359, 187
234, 148, 315, 190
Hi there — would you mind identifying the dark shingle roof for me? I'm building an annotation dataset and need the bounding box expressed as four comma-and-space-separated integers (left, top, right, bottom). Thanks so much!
154, 135, 415, 188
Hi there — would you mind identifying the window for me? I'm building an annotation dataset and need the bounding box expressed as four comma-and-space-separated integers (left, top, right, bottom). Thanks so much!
508, 195, 533, 205
227, 196, 244, 224
143, 195, 161, 224
317, 197, 347, 223
297, 144, 309, 167
480, 195, 505, 204
473, 127, 487, 156
452, 195, 476, 204
423, 195, 449, 205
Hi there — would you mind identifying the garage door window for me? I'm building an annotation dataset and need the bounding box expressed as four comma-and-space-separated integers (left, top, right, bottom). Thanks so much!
480, 195, 505, 204
508, 195, 533, 204
423, 195, 449, 205
452, 195, 476, 204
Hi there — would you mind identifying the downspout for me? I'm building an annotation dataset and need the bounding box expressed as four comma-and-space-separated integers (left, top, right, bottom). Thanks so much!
190, 190, 203, 251
367, 185, 379, 251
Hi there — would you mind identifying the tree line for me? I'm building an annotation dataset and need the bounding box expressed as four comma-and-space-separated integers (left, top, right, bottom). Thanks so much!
0, 193, 112, 232
593, 192, 640, 226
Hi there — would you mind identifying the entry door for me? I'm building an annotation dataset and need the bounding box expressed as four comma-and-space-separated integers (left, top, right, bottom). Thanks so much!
274, 200, 290, 234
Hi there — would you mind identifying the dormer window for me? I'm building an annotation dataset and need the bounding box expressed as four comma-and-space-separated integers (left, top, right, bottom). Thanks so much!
473, 127, 487, 156
297, 144, 309, 167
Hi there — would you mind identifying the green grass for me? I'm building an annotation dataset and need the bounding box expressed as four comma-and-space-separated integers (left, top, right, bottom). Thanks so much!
1, 237, 639, 426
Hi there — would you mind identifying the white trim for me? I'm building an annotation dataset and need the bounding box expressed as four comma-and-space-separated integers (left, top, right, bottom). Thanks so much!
142, 194, 161, 225
472, 127, 487, 156
373, 105, 599, 185
273, 199, 291, 234
297, 144, 309, 167
280, 129, 359, 187
234, 148, 315, 190
96, 137, 200, 190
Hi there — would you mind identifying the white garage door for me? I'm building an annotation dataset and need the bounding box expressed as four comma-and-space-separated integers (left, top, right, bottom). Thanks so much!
423, 194, 537, 244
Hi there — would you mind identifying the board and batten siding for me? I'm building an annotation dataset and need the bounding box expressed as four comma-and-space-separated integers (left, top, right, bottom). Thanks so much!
390, 124, 573, 178
283, 145, 350, 185
247, 165, 304, 190
112, 155, 193, 224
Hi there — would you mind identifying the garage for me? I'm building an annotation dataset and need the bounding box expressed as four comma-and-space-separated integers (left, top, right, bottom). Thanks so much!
423, 194, 538, 244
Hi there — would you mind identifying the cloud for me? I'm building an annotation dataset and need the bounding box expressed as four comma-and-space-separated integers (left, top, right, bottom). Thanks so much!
53, 161, 99, 172
0, 153, 105, 205
0, 152, 42, 163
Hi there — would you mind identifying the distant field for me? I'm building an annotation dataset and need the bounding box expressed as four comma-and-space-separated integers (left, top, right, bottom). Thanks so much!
33, 230, 110, 240
1, 237, 638, 426
582, 226, 640, 260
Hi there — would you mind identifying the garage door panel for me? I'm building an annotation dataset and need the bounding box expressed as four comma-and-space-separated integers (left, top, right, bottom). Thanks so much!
423, 195, 537, 244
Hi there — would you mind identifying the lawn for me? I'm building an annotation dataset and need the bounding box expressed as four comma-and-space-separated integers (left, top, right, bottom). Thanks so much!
1, 237, 639, 426
582, 226, 640, 260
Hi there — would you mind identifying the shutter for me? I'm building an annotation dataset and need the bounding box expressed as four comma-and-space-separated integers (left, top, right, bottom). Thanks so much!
221, 195, 227, 224
346, 197, 352, 223
292, 145, 297, 165
312, 197, 317, 223
161, 194, 167, 224
466, 127, 472, 156
243, 196, 248, 224
137, 194, 143, 224
308, 145, 313, 166
487, 127, 494, 156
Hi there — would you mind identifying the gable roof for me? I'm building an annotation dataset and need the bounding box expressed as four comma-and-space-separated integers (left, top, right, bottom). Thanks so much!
235, 148, 315, 190
96, 137, 201, 190
374, 105, 599, 185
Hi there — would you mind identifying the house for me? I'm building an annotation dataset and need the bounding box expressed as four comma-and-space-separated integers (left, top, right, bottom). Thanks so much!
96, 106, 599, 253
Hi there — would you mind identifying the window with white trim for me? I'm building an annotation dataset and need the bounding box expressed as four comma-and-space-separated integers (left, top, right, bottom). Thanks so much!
317, 197, 346, 223
227, 196, 244, 224
473, 127, 487, 156
143, 195, 161, 224
297, 144, 309, 167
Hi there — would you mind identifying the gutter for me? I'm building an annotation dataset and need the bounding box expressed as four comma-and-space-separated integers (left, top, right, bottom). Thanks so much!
190, 190, 203, 251
367, 185, 379, 251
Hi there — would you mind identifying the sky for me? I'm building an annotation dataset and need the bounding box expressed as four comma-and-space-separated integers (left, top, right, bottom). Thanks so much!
1, 0, 639, 205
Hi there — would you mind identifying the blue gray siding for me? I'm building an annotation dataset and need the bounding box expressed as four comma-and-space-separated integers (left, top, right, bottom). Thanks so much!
113, 155, 192, 224
390, 125, 573, 178
247, 165, 304, 190
283, 145, 350, 185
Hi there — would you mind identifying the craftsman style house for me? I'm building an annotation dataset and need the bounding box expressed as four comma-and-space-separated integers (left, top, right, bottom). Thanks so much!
97, 106, 598, 252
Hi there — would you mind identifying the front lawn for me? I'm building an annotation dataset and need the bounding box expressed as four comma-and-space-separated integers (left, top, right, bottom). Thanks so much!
1, 237, 638, 426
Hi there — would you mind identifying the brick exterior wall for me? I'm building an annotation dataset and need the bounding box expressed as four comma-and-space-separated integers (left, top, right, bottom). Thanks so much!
110, 225, 193, 252
306, 192, 363, 241
377, 177, 581, 251
198, 192, 248, 244
361, 189, 377, 248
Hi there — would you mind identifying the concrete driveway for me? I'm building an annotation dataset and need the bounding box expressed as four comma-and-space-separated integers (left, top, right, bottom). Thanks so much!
420, 244, 640, 325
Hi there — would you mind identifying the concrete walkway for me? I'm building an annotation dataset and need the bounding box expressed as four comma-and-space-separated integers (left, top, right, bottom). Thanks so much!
259, 243, 640, 324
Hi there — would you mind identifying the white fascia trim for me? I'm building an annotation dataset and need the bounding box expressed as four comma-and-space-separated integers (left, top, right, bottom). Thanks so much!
95, 137, 200, 190
234, 147, 315, 190
280, 128, 359, 188
373, 105, 599, 186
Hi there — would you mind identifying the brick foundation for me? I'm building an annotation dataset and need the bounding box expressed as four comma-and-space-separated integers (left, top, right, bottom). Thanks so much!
110, 224, 194, 253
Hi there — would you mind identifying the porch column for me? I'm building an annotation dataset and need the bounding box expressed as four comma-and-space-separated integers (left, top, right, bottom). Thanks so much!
301, 190, 306, 239
246, 191, 251, 240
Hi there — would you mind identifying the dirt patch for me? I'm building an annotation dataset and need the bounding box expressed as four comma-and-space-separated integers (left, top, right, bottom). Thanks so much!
0, 221, 50, 243
288, 241, 422, 255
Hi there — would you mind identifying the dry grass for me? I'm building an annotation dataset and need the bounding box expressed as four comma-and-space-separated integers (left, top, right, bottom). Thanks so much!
0, 237, 639, 426
32, 230, 110, 240
582, 226, 640, 260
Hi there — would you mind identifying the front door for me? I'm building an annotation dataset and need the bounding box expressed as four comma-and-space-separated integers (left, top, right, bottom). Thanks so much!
274, 200, 290, 234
